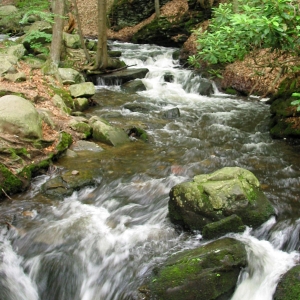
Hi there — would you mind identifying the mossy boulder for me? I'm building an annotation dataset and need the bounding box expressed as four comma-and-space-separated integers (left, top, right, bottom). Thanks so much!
169, 167, 275, 232
41, 169, 98, 199
69, 82, 96, 98
274, 265, 300, 300
0, 5, 23, 34
0, 95, 42, 140
148, 237, 247, 300
0, 163, 24, 199
58, 68, 85, 85
68, 118, 92, 139
202, 214, 246, 239
89, 116, 130, 146
121, 79, 146, 93
269, 79, 300, 140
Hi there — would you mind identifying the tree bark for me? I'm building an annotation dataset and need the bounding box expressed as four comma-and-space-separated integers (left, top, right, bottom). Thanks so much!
155, 0, 160, 18
72, 0, 91, 62
95, 0, 108, 69
232, 0, 238, 13
50, 0, 65, 66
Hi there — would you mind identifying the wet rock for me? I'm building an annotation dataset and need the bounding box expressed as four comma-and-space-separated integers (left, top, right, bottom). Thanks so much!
123, 102, 153, 113
89, 68, 149, 86
70, 140, 104, 152
197, 78, 214, 96
202, 214, 246, 239
127, 127, 148, 141
169, 167, 275, 232
41, 169, 99, 199
68, 118, 92, 139
163, 72, 175, 82
0, 163, 24, 199
163, 107, 180, 119
269, 91, 300, 140
89, 116, 130, 146
121, 79, 146, 93
148, 237, 247, 300
274, 265, 300, 300
0, 95, 42, 140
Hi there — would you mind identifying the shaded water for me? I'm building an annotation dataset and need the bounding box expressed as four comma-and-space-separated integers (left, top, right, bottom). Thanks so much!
0, 42, 300, 300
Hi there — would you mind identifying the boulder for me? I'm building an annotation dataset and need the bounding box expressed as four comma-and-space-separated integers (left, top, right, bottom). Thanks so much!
52, 94, 72, 115
70, 140, 104, 152
169, 167, 275, 231
162, 107, 180, 119
4, 72, 26, 82
88, 68, 149, 86
0, 6, 22, 34
0, 5, 18, 16
58, 68, 85, 85
6, 44, 27, 59
0, 58, 14, 76
0, 163, 24, 199
197, 77, 214, 96
41, 169, 98, 199
0, 95, 42, 140
69, 82, 96, 98
148, 237, 247, 300
121, 79, 146, 93
274, 265, 300, 300
202, 214, 245, 239
74, 97, 89, 111
25, 20, 52, 34
89, 116, 130, 146
68, 118, 92, 139
63, 32, 81, 49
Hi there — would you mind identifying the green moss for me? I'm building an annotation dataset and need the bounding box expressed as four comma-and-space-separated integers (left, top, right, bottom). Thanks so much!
0, 163, 23, 198
149, 238, 247, 300
225, 87, 238, 95
50, 86, 74, 109
202, 214, 245, 239
19, 159, 51, 181
274, 266, 300, 300
55, 132, 73, 155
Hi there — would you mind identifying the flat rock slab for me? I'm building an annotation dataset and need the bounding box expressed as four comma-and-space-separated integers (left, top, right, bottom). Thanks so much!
88, 68, 149, 85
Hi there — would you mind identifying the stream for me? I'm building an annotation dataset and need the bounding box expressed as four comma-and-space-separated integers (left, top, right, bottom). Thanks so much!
0, 42, 300, 300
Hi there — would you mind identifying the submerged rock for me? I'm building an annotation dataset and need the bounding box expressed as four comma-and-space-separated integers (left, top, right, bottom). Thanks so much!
148, 237, 247, 300
168, 167, 275, 233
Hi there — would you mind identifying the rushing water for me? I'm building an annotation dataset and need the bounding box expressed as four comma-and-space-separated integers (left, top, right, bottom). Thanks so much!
0, 42, 300, 300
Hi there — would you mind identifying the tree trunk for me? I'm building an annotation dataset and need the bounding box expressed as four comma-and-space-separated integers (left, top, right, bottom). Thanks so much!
232, 0, 238, 13
155, 0, 160, 18
95, 0, 108, 69
50, 0, 65, 66
72, 0, 91, 62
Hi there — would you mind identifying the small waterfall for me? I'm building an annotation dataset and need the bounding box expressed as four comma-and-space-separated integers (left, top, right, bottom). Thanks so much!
0, 229, 39, 300
231, 229, 299, 300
